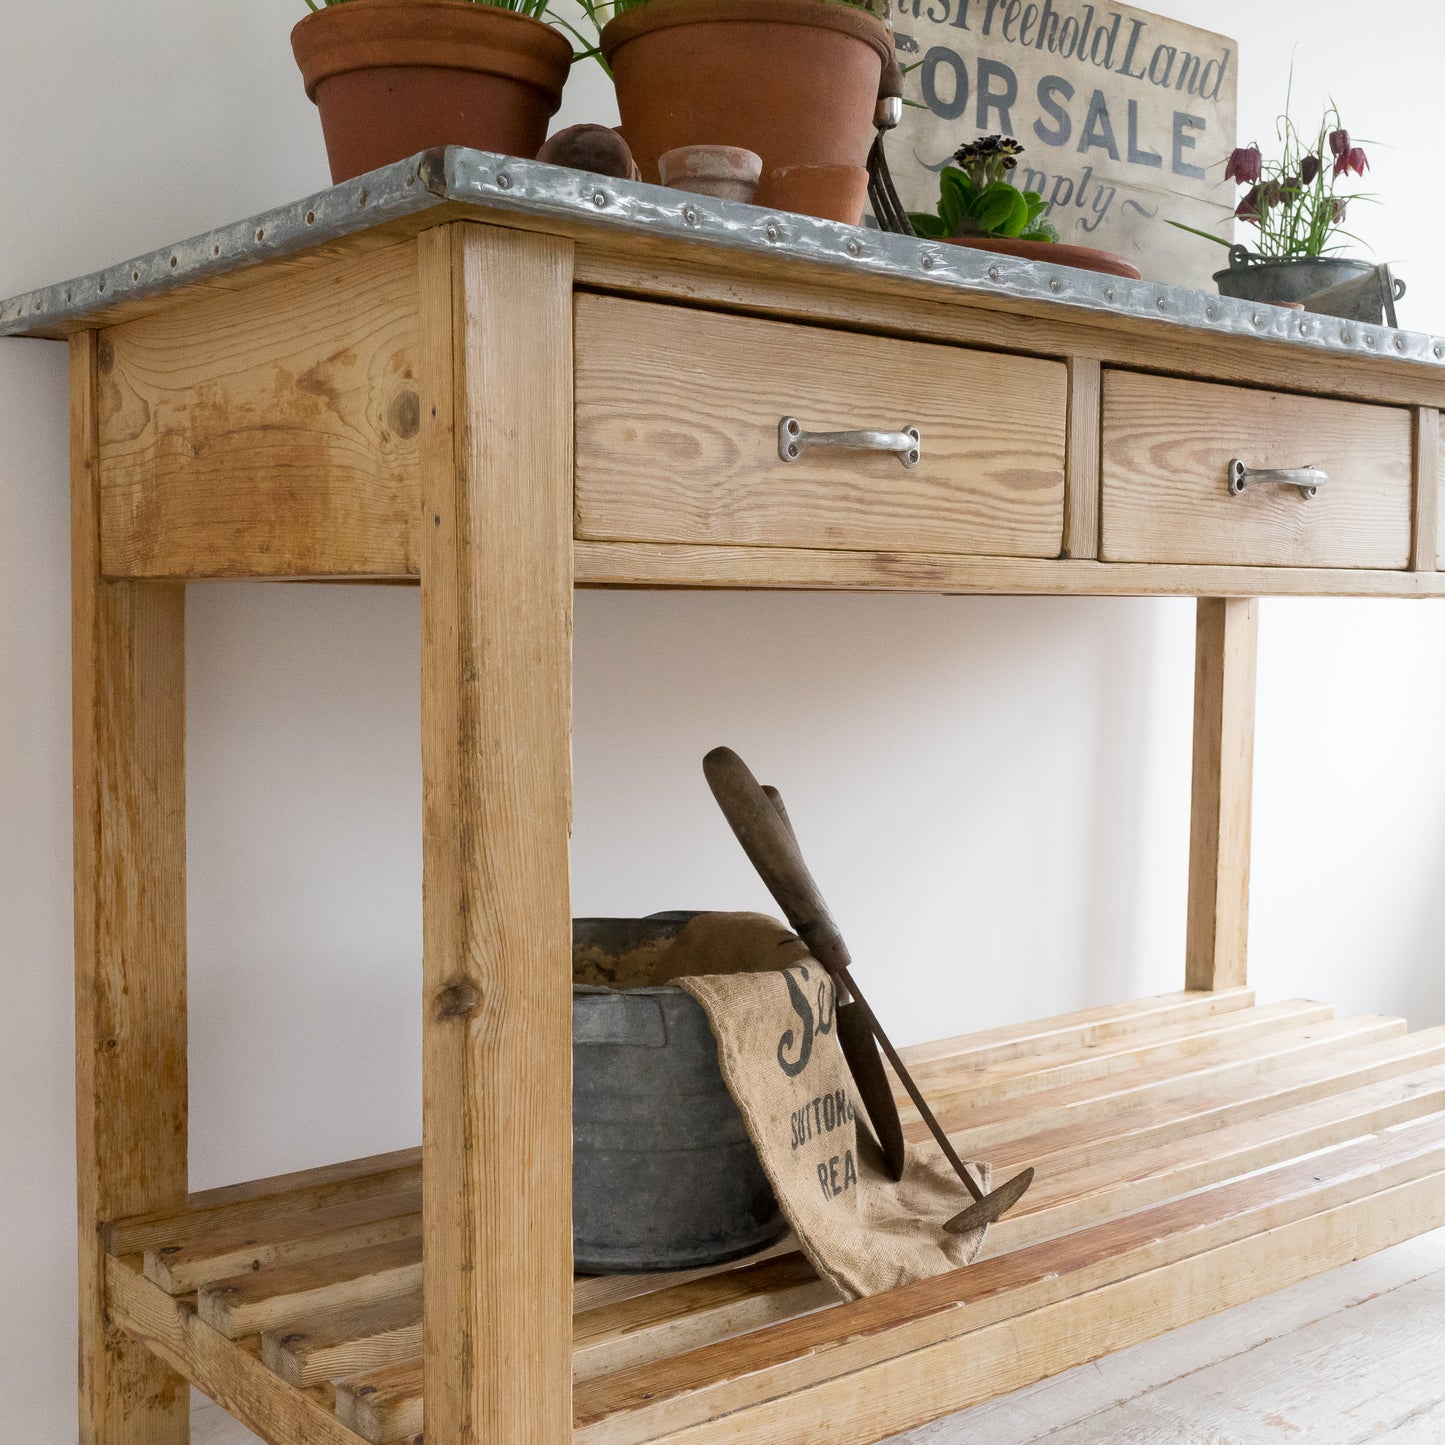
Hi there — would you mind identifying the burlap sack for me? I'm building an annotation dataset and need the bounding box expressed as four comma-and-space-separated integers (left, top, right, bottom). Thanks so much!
677, 961, 993, 1300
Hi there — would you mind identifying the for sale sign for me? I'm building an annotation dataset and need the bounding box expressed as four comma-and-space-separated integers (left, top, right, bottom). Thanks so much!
886, 0, 1238, 288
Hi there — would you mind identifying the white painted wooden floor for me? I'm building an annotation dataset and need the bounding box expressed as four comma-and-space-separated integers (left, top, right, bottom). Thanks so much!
192, 1226, 1445, 1444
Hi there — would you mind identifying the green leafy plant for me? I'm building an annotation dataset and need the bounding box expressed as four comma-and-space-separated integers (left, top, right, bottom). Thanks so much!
1169, 99, 1373, 259
908, 136, 1059, 243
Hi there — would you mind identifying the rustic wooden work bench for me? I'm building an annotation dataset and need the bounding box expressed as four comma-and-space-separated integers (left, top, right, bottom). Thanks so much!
8, 146, 1445, 1445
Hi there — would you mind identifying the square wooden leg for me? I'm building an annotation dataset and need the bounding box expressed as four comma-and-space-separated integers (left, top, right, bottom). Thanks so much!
1186, 596, 1259, 992
418, 223, 576, 1443
72, 332, 190, 1442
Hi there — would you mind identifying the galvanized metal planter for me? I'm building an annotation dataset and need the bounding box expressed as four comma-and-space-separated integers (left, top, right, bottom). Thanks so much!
1214, 247, 1406, 326
573, 915, 786, 1273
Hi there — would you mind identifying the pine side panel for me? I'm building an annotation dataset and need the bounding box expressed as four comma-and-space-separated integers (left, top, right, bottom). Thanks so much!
72, 331, 190, 1442
417, 222, 575, 1444
1185, 597, 1259, 992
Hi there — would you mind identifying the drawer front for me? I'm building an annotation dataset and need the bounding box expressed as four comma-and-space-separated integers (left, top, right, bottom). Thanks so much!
1101, 371, 1413, 569
575, 295, 1067, 557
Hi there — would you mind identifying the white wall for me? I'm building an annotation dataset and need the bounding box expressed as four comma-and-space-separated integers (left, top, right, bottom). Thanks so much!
3, 1, 1444, 1436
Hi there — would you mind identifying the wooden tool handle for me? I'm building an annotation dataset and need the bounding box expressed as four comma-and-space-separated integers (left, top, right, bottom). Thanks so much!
702, 747, 851, 975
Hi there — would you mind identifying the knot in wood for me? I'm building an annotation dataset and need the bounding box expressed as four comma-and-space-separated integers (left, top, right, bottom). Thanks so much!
433, 978, 482, 1020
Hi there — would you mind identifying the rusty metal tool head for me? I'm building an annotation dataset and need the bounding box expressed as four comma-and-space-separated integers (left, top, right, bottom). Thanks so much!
702, 746, 1034, 1234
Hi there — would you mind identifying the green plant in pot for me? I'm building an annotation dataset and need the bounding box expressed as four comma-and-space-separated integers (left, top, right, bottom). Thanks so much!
909, 135, 1141, 279
580, 0, 893, 225
292, 0, 574, 185
1171, 101, 1392, 319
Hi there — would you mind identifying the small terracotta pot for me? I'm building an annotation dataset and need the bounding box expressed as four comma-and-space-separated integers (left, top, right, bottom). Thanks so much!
602, 0, 889, 223
292, 0, 573, 184
763, 162, 870, 226
946, 236, 1142, 280
658, 145, 762, 203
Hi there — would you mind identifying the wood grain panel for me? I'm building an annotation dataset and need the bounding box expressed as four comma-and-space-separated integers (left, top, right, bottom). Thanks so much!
575, 294, 1067, 557
1101, 371, 1413, 568
97, 240, 421, 579
419, 222, 575, 1444
72, 331, 190, 1444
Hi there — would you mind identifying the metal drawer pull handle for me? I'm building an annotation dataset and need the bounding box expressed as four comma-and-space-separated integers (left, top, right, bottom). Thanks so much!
778, 416, 921, 468
1228, 459, 1327, 500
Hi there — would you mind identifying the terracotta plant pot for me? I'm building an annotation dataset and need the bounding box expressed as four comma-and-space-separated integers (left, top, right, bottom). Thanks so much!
601, 0, 889, 225
658, 145, 762, 203
292, 0, 573, 184
764, 162, 870, 226
946, 236, 1142, 281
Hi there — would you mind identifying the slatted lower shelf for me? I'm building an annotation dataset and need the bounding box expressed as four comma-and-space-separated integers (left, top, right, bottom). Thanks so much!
103, 988, 1445, 1444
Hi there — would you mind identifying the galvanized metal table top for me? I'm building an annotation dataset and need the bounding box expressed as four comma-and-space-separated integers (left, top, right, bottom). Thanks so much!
2, 145, 1441, 369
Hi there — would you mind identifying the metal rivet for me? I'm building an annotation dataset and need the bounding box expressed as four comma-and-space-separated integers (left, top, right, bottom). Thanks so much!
921, 253, 935, 270
682, 205, 698, 226
765, 224, 780, 242
65, 290, 72, 302
1105, 287, 1115, 302
1364, 333, 1375, 347
1252, 312, 1263, 326
1435, 345, 1444, 359
255, 228, 265, 241
1342, 329, 1354, 344
1395, 336, 1405, 351
496, 173, 511, 189
97, 279, 105, 291
405, 174, 416, 187
1299, 320, 1310, 335
987, 266, 1001, 281
357, 188, 369, 207
592, 190, 607, 208
846, 238, 862, 256
1205, 304, 1218, 320
1049, 277, 1061, 293
212, 244, 221, 256
169, 256, 178, 268
305, 210, 316, 225
1156, 296, 1167, 311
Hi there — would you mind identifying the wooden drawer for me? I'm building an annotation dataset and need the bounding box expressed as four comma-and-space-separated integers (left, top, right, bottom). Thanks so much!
574, 295, 1067, 557
1101, 371, 1413, 569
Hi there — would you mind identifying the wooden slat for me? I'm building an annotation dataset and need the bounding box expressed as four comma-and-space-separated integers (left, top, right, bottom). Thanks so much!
108, 1147, 421, 1256
1185, 596, 1258, 992
899, 987, 1253, 1070
145, 1189, 420, 1294
107, 1256, 366, 1445
1063, 355, 1101, 559
418, 221, 575, 1444
982, 1023, 1445, 1176
572, 1255, 837, 1385
573, 1115, 1445, 1441
902, 998, 1331, 1114
630, 1145, 1445, 1443
262, 1288, 423, 1388
97, 239, 421, 580
981, 1064, 1445, 1257
1414, 405, 1440, 571
335, 1357, 423, 1444
198, 1237, 422, 1340
574, 1236, 799, 1314
72, 329, 190, 1444
924, 1013, 1406, 1151
572, 541, 1445, 598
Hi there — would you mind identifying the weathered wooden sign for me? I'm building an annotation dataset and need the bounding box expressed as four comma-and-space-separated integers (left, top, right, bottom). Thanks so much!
886, 0, 1237, 289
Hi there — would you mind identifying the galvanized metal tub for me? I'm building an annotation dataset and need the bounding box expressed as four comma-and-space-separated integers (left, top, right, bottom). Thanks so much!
573, 914, 787, 1273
